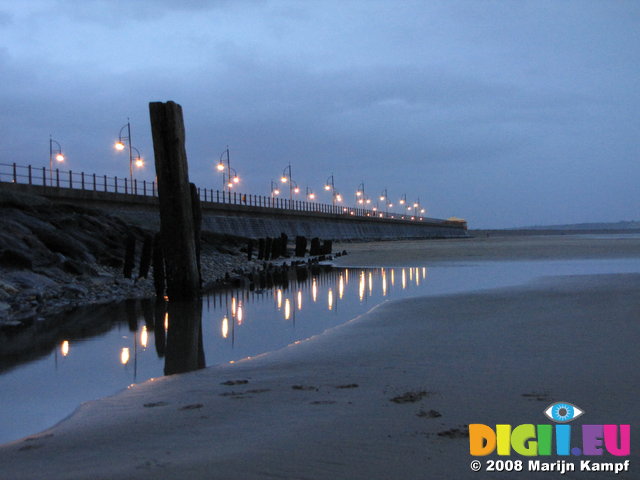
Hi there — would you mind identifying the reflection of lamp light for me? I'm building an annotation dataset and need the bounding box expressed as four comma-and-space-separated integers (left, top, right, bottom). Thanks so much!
284, 298, 291, 320
277, 289, 283, 309
222, 316, 229, 338
339, 274, 344, 299
312, 278, 317, 302
237, 305, 243, 325
297, 290, 302, 310
61, 340, 70, 357
120, 347, 130, 365
328, 288, 333, 310
140, 326, 148, 348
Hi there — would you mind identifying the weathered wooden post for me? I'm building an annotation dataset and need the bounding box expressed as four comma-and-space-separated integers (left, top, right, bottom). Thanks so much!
247, 239, 254, 261
123, 234, 136, 279
190, 182, 203, 286
149, 101, 200, 301
295, 236, 307, 257
309, 237, 321, 256
279, 232, 288, 258
257, 238, 265, 260
138, 234, 153, 279
152, 232, 165, 297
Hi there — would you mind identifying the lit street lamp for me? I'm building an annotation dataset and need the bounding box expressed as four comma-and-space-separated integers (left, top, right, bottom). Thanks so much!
280, 164, 298, 199
49, 136, 64, 186
324, 174, 341, 205
271, 180, 281, 197
306, 186, 315, 200
114, 119, 144, 186
216, 146, 239, 191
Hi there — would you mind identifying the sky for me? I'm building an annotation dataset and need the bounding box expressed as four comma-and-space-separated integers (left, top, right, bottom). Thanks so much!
0, 0, 638, 228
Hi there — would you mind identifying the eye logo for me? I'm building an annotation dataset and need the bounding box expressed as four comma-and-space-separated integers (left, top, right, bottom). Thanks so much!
544, 402, 584, 423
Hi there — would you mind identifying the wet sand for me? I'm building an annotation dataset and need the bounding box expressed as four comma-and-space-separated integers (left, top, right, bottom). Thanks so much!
1, 235, 638, 479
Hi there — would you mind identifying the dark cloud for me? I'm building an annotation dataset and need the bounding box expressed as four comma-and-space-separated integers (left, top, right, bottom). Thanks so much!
0, 1, 638, 227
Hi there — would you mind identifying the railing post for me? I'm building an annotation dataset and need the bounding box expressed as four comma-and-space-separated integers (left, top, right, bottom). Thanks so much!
12, 163, 16, 183
152, 181, 155, 196
216, 190, 219, 203
93, 173, 96, 191
124, 177, 128, 194
143, 180, 146, 196
234, 192, 237, 204
104, 175, 107, 192
69, 170, 72, 188
28, 165, 32, 184
42, 167, 46, 186
115, 176, 118, 193
134, 179, 137, 195
81, 171, 85, 190
56, 169, 60, 187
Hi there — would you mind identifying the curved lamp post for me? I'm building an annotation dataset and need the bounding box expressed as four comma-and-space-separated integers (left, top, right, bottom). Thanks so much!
115, 119, 143, 185
324, 174, 340, 205
49, 136, 64, 186
270, 180, 281, 197
217, 146, 239, 191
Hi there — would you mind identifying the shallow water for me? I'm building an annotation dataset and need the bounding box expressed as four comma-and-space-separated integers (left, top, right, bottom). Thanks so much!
1, 258, 640, 444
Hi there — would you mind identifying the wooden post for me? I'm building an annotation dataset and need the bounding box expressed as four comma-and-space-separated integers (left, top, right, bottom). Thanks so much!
123, 234, 136, 279
138, 234, 153, 279
152, 233, 166, 297
149, 101, 200, 301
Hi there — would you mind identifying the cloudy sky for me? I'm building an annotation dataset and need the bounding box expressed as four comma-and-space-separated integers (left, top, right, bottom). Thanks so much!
0, 0, 638, 228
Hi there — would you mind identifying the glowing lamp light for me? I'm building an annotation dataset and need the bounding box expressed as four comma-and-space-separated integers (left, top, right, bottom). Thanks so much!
293, 186, 300, 194
379, 195, 385, 201
420, 208, 425, 213
366, 199, 371, 204
324, 184, 331, 191
227, 182, 233, 188
273, 188, 280, 195
280, 176, 288, 183
336, 194, 343, 202
358, 199, 364, 204
356, 191, 362, 196
309, 193, 315, 200
233, 176, 239, 183
114, 141, 126, 151
120, 347, 130, 365
55, 153, 65, 162
413, 203, 419, 208
399, 199, 405, 205
216, 163, 225, 172
135, 158, 144, 168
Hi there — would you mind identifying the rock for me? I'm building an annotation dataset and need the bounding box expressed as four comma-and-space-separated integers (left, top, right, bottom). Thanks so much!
0, 249, 33, 269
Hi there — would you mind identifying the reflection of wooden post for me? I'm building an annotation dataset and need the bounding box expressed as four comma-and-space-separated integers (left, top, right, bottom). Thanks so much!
149, 101, 200, 301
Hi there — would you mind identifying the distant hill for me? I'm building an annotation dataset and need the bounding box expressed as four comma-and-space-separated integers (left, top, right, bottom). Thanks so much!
515, 221, 640, 231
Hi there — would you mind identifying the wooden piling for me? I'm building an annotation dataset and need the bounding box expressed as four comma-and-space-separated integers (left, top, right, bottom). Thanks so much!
138, 234, 153, 279
152, 232, 166, 297
149, 101, 200, 301
123, 234, 136, 279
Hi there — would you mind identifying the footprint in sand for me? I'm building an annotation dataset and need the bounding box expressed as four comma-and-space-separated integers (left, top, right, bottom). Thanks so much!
143, 401, 169, 408
292, 385, 319, 391
437, 426, 469, 438
335, 383, 359, 389
221, 380, 249, 386
390, 391, 429, 403
179, 403, 204, 410
417, 409, 442, 418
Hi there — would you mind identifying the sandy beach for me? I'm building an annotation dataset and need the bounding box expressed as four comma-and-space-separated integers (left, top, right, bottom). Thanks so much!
1, 234, 638, 479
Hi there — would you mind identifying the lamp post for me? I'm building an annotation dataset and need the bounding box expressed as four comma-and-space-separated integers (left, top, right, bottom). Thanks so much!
216, 146, 239, 191
280, 164, 295, 199
115, 119, 143, 186
399, 193, 407, 206
324, 174, 340, 205
49, 136, 64, 186
270, 180, 281, 197
355, 182, 365, 206
306, 186, 315, 201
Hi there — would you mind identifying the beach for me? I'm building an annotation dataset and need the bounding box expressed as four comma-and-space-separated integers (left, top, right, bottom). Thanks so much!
0, 234, 638, 479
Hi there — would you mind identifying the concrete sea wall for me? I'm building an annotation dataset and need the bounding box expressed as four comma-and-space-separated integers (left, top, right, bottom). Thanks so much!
2, 183, 467, 240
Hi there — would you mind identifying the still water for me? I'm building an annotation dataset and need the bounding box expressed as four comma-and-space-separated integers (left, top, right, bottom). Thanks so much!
1, 258, 640, 444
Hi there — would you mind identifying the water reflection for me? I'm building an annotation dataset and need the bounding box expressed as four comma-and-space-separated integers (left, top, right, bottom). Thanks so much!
0, 265, 436, 444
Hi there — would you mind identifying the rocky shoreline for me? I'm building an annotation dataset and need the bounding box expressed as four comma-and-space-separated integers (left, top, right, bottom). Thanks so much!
0, 189, 256, 330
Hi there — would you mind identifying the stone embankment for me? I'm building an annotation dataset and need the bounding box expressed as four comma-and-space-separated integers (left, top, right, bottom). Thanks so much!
0, 189, 255, 329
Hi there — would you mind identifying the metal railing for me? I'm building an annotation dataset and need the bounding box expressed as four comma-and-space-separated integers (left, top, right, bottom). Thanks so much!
0, 162, 458, 225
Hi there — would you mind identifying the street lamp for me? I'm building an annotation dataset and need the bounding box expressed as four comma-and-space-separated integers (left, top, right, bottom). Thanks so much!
281, 164, 296, 199
114, 119, 143, 185
270, 180, 281, 197
355, 182, 365, 206
49, 136, 64, 186
217, 146, 239, 191
325, 174, 340, 205
399, 193, 407, 206
306, 186, 315, 200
